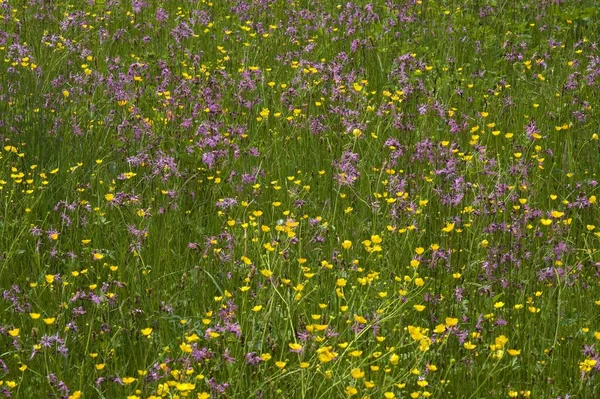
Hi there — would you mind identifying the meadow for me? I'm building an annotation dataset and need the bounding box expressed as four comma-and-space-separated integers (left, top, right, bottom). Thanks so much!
0, 0, 599, 397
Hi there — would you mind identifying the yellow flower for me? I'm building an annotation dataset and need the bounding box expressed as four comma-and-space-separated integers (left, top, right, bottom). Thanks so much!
580, 358, 597, 372
441, 222, 455, 232
413, 304, 426, 312
494, 335, 508, 349
464, 341, 477, 350
445, 317, 459, 327
104, 193, 114, 201
122, 377, 136, 385
176, 383, 195, 391
507, 349, 521, 356
241, 256, 252, 265
540, 218, 552, 226
30, 313, 41, 320
342, 240, 352, 249
408, 325, 426, 341
43, 318, 56, 325
259, 108, 270, 118
260, 269, 273, 277
289, 343, 303, 351
141, 328, 153, 336
8, 328, 20, 337
180, 343, 192, 353
345, 386, 358, 396
93, 253, 104, 260
350, 368, 364, 379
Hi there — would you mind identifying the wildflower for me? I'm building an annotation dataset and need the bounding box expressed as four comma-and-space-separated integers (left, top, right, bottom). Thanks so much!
580, 358, 597, 372
275, 361, 286, 369
445, 317, 459, 327
464, 342, 476, 350
441, 222, 455, 232
408, 326, 426, 341
289, 343, 303, 352
141, 328, 153, 337
350, 368, 364, 379
433, 324, 446, 334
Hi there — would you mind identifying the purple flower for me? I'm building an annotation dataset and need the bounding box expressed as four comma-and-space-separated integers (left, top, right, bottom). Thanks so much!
333, 150, 360, 187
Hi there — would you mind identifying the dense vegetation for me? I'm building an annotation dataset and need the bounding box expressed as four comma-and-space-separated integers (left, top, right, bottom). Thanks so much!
1, 0, 600, 397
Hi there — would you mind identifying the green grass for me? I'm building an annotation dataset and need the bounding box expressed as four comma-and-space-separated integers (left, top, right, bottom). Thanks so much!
0, 0, 599, 398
